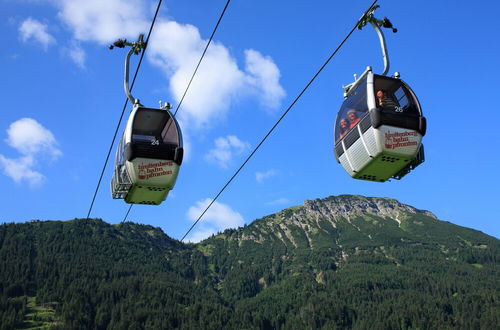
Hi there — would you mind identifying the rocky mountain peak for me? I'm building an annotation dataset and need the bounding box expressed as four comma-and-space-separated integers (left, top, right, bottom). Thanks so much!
230, 195, 438, 248
303, 195, 437, 220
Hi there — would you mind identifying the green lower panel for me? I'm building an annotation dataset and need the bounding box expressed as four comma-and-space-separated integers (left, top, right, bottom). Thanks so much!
125, 184, 169, 205
354, 152, 414, 182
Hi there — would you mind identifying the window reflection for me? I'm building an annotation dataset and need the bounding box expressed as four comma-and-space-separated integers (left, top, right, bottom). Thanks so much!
394, 87, 408, 107
335, 77, 368, 143
132, 134, 156, 143
116, 134, 125, 166
161, 119, 179, 145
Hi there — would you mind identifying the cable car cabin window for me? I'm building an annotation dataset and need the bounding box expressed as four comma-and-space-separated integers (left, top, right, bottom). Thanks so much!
132, 134, 156, 144
126, 108, 183, 164
394, 87, 409, 108
334, 77, 369, 144
373, 75, 420, 116
131, 108, 176, 145
161, 118, 180, 146
116, 135, 125, 166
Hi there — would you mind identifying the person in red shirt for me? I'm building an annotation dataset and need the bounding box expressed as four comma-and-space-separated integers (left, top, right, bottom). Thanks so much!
347, 109, 360, 129
339, 118, 349, 139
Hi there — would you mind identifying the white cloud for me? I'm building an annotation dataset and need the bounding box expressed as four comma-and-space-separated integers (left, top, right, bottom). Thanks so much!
0, 118, 61, 187
19, 17, 56, 50
24, 0, 285, 129
28, 2, 285, 126
55, 0, 148, 44
64, 41, 86, 68
205, 135, 250, 169
186, 198, 244, 242
24, 0, 146, 66
148, 20, 285, 129
0, 155, 44, 187
5, 118, 61, 158
244, 49, 286, 110
188, 228, 217, 244
148, 20, 245, 130
255, 169, 277, 183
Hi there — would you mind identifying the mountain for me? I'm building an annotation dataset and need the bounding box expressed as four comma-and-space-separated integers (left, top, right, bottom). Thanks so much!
1, 195, 498, 329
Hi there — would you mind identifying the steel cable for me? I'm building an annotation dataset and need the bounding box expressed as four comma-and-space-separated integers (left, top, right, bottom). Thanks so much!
181, 0, 379, 241
87, 0, 165, 219
121, 0, 233, 222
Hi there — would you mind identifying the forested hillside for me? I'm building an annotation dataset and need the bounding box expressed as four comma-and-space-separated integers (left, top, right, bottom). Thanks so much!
1, 195, 498, 329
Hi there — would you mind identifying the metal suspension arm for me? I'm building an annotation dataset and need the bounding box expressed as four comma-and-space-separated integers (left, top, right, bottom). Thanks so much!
357, 5, 397, 76
370, 21, 390, 76
124, 47, 140, 105
109, 34, 146, 106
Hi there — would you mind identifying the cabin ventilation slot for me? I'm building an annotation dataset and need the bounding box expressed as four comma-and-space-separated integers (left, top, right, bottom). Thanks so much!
358, 174, 378, 181
147, 187, 166, 192
139, 201, 157, 205
381, 155, 400, 163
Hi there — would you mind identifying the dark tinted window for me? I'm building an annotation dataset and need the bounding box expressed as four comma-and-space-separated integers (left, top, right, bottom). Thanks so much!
394, 87, 409, 107
374, 75, 420, 116
116, 134, 125, 165
132, 108, 179, 146
334, 77, 369, 143
161, 118, 180, 145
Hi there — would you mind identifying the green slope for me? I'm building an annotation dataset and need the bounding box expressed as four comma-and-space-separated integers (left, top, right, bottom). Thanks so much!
0, 195, 498, 329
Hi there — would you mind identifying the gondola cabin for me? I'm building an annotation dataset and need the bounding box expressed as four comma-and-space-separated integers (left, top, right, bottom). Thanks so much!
111, 105, 183, 204
334, 69, 426, 182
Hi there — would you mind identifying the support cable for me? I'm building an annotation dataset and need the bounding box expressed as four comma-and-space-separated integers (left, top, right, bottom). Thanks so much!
121, 0, 233, 223
86, 0, 164, 219
122, 204, 133, 223
173, 0, 232, 117
181, 0, 379, 241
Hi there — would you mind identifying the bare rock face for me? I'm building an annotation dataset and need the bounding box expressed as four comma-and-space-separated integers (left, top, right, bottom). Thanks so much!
230, 195, 438, 249
302, 195, 437, 220
259, 195, 437, 233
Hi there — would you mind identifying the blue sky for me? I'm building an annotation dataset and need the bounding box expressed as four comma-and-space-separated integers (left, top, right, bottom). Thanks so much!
1, 0, 499, 241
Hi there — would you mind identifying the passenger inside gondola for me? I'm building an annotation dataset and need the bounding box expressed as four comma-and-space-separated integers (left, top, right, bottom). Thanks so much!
376, 89, 398, 109
334, 77, 369, 143
339, 118, 349, 139
347, 109, 361, 128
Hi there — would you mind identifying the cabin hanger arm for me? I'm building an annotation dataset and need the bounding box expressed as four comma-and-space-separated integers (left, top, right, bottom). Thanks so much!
357, 5, 397, 77
109, 34, 147, 106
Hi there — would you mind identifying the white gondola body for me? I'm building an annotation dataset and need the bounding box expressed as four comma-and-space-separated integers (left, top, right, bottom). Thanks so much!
337, 125, 422, 182
111, 105, 183, 205
334, 71, 425, 182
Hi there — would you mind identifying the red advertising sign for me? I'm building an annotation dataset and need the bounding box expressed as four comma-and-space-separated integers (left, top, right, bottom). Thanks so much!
138, 161, 174, 180
384, 131, 418, 150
